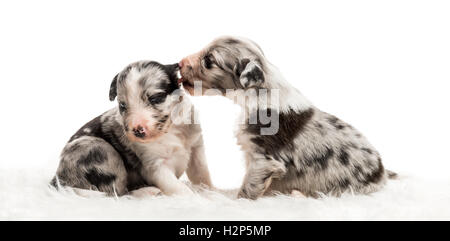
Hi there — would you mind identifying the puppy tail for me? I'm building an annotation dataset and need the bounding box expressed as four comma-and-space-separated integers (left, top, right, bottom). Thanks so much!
49, 176, 61, 190
387, 170, 398, 179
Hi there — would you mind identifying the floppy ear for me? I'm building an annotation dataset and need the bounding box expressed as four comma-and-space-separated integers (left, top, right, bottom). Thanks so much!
109, 74, 118, 101
235, 58, 265, 88
163, 63, 180, 86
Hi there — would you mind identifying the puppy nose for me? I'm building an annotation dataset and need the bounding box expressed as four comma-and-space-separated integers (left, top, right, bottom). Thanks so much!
132, 126, 146, 138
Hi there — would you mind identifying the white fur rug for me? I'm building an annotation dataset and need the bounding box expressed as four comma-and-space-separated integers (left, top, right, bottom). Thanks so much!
1, 168, 449, 221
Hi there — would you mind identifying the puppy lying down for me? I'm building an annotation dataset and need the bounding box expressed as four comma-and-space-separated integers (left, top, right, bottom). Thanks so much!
179, 36, 397, 199
51, 61, 212, 197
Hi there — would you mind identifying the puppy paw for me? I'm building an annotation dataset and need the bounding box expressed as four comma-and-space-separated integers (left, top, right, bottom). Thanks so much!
291, 190, 306, 198
130, 186, 162, 198
237, 188, 259, 200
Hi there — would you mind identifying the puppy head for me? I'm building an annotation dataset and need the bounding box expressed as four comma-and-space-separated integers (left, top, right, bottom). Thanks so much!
179, 36, 266, 96
109, 61, 181, 143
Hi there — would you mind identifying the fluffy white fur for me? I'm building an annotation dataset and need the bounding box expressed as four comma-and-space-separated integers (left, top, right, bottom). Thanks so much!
1, 168, 449, 220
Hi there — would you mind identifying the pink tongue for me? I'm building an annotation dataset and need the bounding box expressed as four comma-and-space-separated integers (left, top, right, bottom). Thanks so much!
177, 77, 184, 85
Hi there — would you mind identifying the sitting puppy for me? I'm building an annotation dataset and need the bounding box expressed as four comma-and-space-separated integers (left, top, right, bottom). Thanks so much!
179, 36, 396, 199
51, 61, 212, 196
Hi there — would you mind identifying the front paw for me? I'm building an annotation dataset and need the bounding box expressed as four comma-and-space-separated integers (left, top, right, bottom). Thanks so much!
179, 186, 195, 196
167, 184, 195, 196
130, 186, 162, 198
237, 188, 258, 200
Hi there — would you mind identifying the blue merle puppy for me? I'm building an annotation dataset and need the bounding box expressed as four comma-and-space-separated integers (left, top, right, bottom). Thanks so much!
51, 61, 212, 197
179, 36, 397, 199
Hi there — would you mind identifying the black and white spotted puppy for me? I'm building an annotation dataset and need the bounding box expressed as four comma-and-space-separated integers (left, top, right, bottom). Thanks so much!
51, 61, 212, 197
179, 36, 396, 199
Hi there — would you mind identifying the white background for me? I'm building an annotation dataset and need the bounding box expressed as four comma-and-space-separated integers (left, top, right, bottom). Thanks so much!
1, 0, 449, 190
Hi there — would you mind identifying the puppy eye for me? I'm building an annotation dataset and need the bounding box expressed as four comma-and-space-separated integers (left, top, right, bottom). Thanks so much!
148, 93, 166, 105
203, 55, 214, 69
119, 102, 127, 113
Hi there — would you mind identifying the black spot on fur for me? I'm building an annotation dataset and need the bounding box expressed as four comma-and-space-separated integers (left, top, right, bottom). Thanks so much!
353, 165, 364, 182
314, 122, 327, 136
203, 53, 215, 69
338, 148, 350, 166
327, 116, 338, 124
348, 142, 358, 149
235, 58, 251, 77
303, 147, 334, 170
158, 78, 179, 95
148, 92, 167, 105
317, 148, 334, 169
328, 116, 346, 130
84, 169, 116, 187
353, 159, 385, 185
338, 178, 351, 190
224, 38, 241, 45
276, 153, 307, 176
77, 147, 108, 166
141, 61, 158, 70
161, 63, 180, 93
224, 61, 235, 71
366, 160, 385, 184
361, 148, 373, 154
315, 123, 323, 129
247, 108, 315, 155
65, 142, 82, 153
158, 115, 169, 124
336, 124, 346, 130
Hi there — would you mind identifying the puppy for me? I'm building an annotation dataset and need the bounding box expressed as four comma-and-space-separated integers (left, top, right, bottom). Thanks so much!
179, 36, 396, 199
51, 61, 212, 196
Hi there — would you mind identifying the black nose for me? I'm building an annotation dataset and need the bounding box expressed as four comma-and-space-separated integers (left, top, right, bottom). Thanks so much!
133, 126, 146, 138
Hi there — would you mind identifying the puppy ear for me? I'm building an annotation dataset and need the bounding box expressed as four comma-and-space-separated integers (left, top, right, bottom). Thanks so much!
235, 58, 265, 88
109, 74, 118, 101
164, 63, 180, 87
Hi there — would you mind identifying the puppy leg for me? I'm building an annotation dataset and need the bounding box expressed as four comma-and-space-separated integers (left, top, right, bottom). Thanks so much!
237, 158, 287, 200
142, 165, 193, 196
186, 140, 213, 187
53, 137, 128, 196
